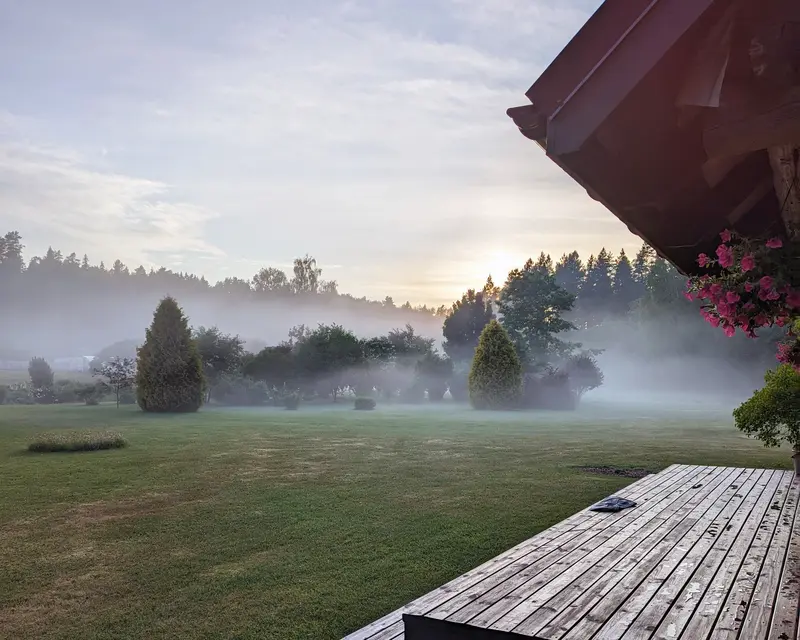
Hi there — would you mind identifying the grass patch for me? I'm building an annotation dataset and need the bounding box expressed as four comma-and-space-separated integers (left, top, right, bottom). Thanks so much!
28, 430, 127, 453
0, 400, 791, 639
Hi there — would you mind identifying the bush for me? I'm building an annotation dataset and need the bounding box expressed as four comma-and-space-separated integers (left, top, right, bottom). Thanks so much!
427, 380, 448, 402
28, 431, 127, 453
734, 365, 800, 449
284, 393, 301, 410
213, 374, 268, 406
85, 397, 100, 406
469, 320, 523, 410
136, 296, 206, 413
448, 372, 469, 402
564, 353, 604, 400
0, 385, 6, 405
354, 397, 376, 410
5, 383, 34, 405
28, 357, 54, 390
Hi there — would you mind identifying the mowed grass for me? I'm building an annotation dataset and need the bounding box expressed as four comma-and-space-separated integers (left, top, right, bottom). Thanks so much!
0, 401, 791, 639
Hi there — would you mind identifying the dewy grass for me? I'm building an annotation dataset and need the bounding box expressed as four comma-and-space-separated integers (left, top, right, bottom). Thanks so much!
0, 401, 792, 639
28, 430, 127, 453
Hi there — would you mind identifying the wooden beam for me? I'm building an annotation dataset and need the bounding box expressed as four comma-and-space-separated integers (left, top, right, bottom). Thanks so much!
704, 88, 800, 158
769, 144, 800, 238
727, 176, 774, 224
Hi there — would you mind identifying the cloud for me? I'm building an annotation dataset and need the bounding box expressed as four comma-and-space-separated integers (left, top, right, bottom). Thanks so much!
0, 139, 223, 268
0, 0, 631, 304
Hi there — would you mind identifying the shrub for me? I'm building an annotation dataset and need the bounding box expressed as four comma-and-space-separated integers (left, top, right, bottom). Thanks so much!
5, 383, 34, 405
76, 382, 105, 405
734, 365, 800, 449
28, 431, 127, 453
469, 320, 523, 410
0, 385, 6, 405
354, 397, 377, 411
28, 357, 54, 390
213, 374, 268, 406
427, 380, 448, 402
564, 353, 604, 400
136, 296, 206, 413
284, 393, 301, 410
85, 397, 99, 406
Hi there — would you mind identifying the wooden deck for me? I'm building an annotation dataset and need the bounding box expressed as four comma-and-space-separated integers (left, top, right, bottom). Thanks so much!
344, 465, 800, 640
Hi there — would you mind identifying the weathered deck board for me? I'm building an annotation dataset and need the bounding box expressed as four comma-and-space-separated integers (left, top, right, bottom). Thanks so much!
343, 465, 799, 640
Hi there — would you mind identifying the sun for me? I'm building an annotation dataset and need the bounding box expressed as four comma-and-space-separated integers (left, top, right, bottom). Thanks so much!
481, 251, 521, 284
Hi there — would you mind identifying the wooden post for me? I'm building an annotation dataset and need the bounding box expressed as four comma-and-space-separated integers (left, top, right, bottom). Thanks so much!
768, 145, 800, 239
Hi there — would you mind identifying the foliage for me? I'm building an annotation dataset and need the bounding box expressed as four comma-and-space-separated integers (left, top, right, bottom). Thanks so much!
442, 288, 494, 361
28, 357, 54, 390
90, 340, 139, 369
448, 370, 469, 402
399, 381, 426, 404
580, 248, 614, 324
612, 249, 637, 314
136, 296, 206, 413
687, 230, 800, 370
354, 397, 377, 411
28, 430, 127, 453
212, 373, 269, 406
415, 352, 453, 402
295, 324, 364, 400
521, 370, 576, 411
563, 352, 604, 399
4, 383, 34, 405
284, 393, 301, 410
93, 357, 136, 408
193, 326, 245, 401
244, 343, 296, 388
554, 251, 584, 297
733, 365, 800, 449
499, 258, 577, 366
469, 320, 523, 410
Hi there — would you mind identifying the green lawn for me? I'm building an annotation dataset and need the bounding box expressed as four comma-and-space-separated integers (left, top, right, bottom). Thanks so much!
0, 401, 790, 639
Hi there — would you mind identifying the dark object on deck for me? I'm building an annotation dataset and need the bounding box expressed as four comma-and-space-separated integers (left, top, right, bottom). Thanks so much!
589, 496, 638, 512
402, 614, 540, 639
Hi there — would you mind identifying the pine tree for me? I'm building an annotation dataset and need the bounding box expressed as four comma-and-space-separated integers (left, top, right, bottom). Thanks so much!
468, 320, 522, 410
632, 242, 655, 299
136, 296, 206, 412
442, 288, 494, 362
554, 251, 584, 297
580, 248, 614, 325
612, 248, 637, 314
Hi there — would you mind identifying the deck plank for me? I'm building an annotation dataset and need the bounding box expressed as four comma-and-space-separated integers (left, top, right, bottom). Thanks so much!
342, 465, 685, 640
709, 471, 793, 639
769, 481, 800, 640
513, 467, 750, 638
482, 467, 738, 632
649, 470, 782, 640
342, 466, 800, 640
440, 467, 713, 628
586, 468, 779, 640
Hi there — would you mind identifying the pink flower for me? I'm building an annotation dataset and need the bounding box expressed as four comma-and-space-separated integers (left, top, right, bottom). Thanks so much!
767, 289, 781, 301
716, 302, 731, 318
759, 276, 774, 289
777, 343, 791, 363
723, 324, 736, 337
736, 315, 751, 330
697, 285, 711, 300
743, 302, 756, 311
683, 291, 695, 301
754, 313, 769, 327
726, 291, 741, 304
758, 288, 770, 301
697, 253, 710, 267
710, 283, 723, 297
744, 282, 754, 292
720, 229, 732, 242
766, 237, 783, 249
707, 314, 721, 328
740, 255, 756, 272
716, 244, 734, 268
786, 290, 800, 309
776, 316, 789, 327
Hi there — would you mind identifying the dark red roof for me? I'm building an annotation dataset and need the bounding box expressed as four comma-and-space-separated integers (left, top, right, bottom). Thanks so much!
508, 0, 786, 274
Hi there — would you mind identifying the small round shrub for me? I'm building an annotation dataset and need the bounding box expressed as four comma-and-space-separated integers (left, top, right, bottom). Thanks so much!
28, 431, 127, 453
734, 364, 800, 449
354, 397, 376, 411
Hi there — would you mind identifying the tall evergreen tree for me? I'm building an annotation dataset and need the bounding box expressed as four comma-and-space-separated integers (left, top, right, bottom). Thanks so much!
442, 289, 494, 362
632, 242, 655, 300
136, 296, 206, 413
612, 249, 637, 314
554, 251, 584, 297
468, 320, 522, 410
580, 248, 614, 325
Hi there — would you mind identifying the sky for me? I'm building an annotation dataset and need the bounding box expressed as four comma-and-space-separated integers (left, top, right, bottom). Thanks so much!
0, 0, 642, 305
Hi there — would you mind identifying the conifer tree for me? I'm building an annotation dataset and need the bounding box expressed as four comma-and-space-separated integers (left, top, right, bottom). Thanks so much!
468, 320, 523, 410
136, 296, 206, 412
